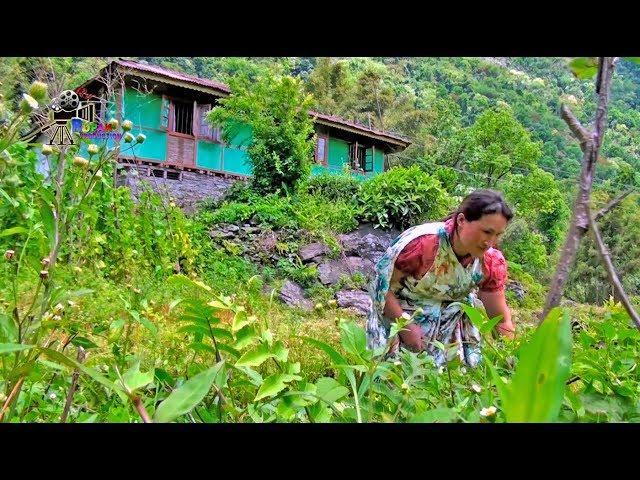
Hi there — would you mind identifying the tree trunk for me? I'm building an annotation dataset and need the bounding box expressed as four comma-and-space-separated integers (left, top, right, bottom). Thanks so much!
541, 57, 616, 321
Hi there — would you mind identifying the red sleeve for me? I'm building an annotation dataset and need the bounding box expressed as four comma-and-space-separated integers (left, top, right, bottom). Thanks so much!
394, 234, 439, 278
479, 248, 508, 293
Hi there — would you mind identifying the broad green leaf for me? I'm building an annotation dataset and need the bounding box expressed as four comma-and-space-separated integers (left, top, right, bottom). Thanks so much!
168, 274, 212, 292
71, 337, 98, 349
154, 368, 175, 387
307, 402, 331, 423
340, 321, 367, 358
271, 340, 289, 363
462, 303, 503, 335
209, 327, 234, 341
189, 342, 217, 355
485, 358, 511, 408
335, 364, 367, 373
0, 343, 34, 355
262, 329, 274, 345
154, 362, 224, 423
39, 201, 56, 252
0, 226, 28, 237
276, 395, 298, 420
37, 186, 56, 209
178, 324, 211, 337
207, 299, 229, 310
505, 308, 572, 422
235, 342, 272, 367
129, 311, 158, 336
232, 308, 250, 332
568, 57, 598, 80
123, 362, 154, 393
409, 407, 456, 423
254, 373, 300, 402
38, 359, 66, 371
233, 365, 263, 386
301, 336, 347, 366
37, 347, 127, 402
233, 324, 258, 350
315, 377, 349, 403
216, 343, 240, 358
285, 361, 301, 375
344, 369, 362, 423
80, 413, 99, 423
482, 315, 504, 335
0, 188, 19, 208
0, 315, 18, 342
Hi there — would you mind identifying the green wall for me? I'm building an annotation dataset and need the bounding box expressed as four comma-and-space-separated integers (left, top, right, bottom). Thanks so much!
120, 88, 166, 161
118, 87, 386, 178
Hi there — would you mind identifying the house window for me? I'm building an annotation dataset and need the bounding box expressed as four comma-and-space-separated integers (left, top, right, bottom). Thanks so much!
315, 135, 328, 165
172, 100, 193, 135
196, 104, 222, 142
349, 143, 372, 172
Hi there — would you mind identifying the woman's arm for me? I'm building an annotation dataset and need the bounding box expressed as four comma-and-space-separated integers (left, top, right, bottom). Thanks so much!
477, 289, 515, 339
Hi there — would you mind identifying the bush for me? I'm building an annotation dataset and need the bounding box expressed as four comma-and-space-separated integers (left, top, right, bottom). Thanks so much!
295, 193, 360, 235
358, 165, 452, 230
302, 172, 361, 202
202, 194, 297, 230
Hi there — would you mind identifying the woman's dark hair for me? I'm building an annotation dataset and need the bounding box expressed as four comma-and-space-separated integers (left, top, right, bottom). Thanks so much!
444, 189, 513, 232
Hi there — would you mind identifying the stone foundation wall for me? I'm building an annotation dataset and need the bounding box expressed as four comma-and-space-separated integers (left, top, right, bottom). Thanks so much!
116, 163, 245, 212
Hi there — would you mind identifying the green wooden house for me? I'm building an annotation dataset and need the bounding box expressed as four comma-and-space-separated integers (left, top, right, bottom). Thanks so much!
77, 59, 410, 202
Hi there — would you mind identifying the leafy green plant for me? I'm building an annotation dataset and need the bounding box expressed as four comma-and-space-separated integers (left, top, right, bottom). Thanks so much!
358, 165, 452, 230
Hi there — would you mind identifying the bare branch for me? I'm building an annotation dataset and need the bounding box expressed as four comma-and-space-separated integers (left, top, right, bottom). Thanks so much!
60, 347, 86, 423
594, 189, 635, 221
588, 207, 640, 331
560, 104, 591, 150
0, 377, 25, 422
542, 57, 617, 320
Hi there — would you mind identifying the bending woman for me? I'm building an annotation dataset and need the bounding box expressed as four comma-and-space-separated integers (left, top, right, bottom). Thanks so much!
366, 189, 515, 367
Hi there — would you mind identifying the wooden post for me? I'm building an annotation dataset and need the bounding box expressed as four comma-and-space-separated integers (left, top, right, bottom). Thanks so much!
372, 145, 376, 173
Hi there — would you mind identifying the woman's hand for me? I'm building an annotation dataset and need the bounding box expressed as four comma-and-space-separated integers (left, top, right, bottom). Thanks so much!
398, 322, 425, 352
477, 289, 515, 339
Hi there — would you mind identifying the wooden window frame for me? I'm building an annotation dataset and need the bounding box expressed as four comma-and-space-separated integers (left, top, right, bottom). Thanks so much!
195, 103, 223, 143
315, 134, 328, 166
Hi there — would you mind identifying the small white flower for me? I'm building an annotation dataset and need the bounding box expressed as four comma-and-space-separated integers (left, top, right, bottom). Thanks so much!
49, 393, 57, 400
21, 93, 39, 112
87, 144, 99, 155
393, 360, 401, 366
52, 315, 62, 321
471, 384, 482, 393
67, 300, 77, 307
53, 303, 64, 313
480, 406, 497, 417
460, 367, 467, 374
